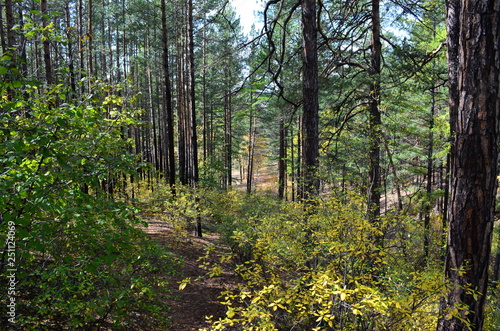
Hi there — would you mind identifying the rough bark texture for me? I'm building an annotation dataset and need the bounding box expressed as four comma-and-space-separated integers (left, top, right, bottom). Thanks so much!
87, 0, 93, 76
5, 0, 15, 49
41, 0, 53, 85
247, 107, 256, 194
223, 88, 232, 189
368, 0, 382, 222
300, 0, 319, 200
0, 3, 6, 53
187, 0, 199, 187
278, 118, 286, 199
64, 3, 76, 95
424, 89, 436, 262
437, 0, 500, 329
161, 0, 176, 191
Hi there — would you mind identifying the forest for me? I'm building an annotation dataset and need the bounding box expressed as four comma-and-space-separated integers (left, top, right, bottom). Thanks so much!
0, 0, 499, 330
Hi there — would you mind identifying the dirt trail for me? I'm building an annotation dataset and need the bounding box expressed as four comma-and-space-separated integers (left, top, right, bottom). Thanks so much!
141, 219, 237, 330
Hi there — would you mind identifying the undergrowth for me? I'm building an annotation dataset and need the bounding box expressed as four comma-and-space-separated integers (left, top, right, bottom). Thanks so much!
142, 185, 452, 330
0, 78, 179, 329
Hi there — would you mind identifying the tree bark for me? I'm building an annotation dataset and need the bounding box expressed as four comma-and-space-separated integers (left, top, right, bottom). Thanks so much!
0, 2, 6, 53
437, 0, 500, 329
368, 0, 381, 222
77, 0, 84, 94
64, 2, 77, 96
177, 21, 187, 185
187, 0, 198, 188
87, 0, 93, 77
186, 0, 201, 238
18, 7, 27, 79
297, 114, 302, 198
424, 87, 436, 263
5, 0, 15, 50
224, 89, 232, 189
381, 135, 403, 212
278, 118, 287, 199
161, 0, 176, 192
40, 0, 53, 85
247, 106, 255, 194
300, 0, 319, 200
202, 15, 208, 164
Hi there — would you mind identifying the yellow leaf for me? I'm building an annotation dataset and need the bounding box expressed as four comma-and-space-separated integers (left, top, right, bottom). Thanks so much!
178, 278, 191, 290
227, 309, 235, 318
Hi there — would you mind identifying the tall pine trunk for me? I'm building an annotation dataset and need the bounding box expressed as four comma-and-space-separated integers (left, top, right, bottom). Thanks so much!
300, 0, 319, 200
0, 2, 6, 53
5, 0, 15, 50
223, 89, 232, 189
41, 0, 53, 85
87, 0, 93, 79
187, 0, 198, 187
64, 2, 77, 96
368, 0, 381, 222
278, 117, 287, 199
247, 106, 255, 194
423, 85, 436, 263
437, 0, 500, 329
161, 0, 176, 191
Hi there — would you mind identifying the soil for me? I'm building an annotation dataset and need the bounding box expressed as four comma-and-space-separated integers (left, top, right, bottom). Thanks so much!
141, 219, 238, 330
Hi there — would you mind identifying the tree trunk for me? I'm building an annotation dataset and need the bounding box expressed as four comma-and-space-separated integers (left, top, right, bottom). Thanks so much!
382, 134, 403, 212
247, 107, 255, 194
40, 0, 53, 85
0, 2, 6, 53
187, 0, 198, 188
278, 118, 286, 199
300, 0, 319, 200
186, 0, 201, 237
441, 151, 450, 255
177, 27, 187, 185
3, 0, 16, 102
77, 0, 84, 94
437, 0, 500, 329
368, 0, 381, 222
5, 0, 15, 50
424, 87, 436, 262
297, 114, 302, 198
224, 89, 232, 189
202, 16, 208, 164
146, 58, 158, 172
290, 118, 296, 201
87, 0, 93, 77
161, 0, 176, 191
64, 2, 77, 96
17, 7, 27, 80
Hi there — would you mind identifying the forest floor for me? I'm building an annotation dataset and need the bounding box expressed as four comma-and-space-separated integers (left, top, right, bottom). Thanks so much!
139, 159, 279, 329
141, 219, 238, 330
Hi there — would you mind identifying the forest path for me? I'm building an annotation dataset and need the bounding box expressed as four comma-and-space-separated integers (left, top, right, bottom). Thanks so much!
141, 219, 237, 330
232, 160, 279, 193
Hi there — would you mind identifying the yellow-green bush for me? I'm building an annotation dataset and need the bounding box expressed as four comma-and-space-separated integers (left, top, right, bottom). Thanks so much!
200, 192, 445, 330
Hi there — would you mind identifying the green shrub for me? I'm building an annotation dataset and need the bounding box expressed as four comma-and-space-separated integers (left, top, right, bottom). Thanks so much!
0, 80, 177, 329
